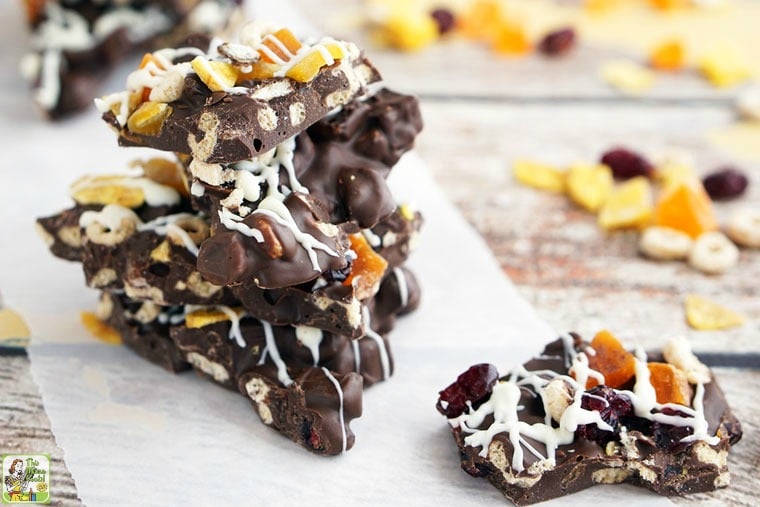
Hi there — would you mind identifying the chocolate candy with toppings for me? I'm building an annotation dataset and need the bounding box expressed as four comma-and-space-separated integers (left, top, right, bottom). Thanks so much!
21, 0, 244, 119
97, 23, 381, 163
438, 334, 742, 505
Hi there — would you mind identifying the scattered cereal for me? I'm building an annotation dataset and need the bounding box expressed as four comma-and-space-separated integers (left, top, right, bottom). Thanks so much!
688, 231, 739, 274
726, 208, 760, 248
639, 226, 693, 260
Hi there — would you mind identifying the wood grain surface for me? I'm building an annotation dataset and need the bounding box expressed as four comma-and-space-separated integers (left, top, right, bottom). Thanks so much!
2, 0, 758, 505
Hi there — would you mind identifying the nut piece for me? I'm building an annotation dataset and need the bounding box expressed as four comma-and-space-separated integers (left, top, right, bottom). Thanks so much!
541, 378, 574, 423
639, 226, 693, 260
253, 216, 284, 259
663, 335, 711, 384
726, 208, 760, 248
127, 101, 172, 136
688, 231, 739, 274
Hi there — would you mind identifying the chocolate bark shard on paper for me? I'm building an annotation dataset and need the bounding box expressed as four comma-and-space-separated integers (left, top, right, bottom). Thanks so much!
21, 0, 243, 119
99, 292, 190, 373
437, 336, 742, 506
98, 26, 381, 163
239, 365, 363, 456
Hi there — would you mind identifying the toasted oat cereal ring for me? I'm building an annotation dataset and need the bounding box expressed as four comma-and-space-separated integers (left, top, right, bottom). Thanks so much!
726, 208, 760, 248
688, 231, 739, 274
639, 226, 693, 260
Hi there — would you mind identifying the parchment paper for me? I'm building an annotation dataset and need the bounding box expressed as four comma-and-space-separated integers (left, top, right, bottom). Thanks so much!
0, 0, 672, 504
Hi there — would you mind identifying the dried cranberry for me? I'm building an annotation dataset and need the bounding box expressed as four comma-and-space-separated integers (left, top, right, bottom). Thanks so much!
539, 27, 576, 56
702, 167, 749, 200
575, 386, 634, 445
436, 363, 499, 418
600, 147, 654, 180
653, 422, 693, 450
431, 8, 456, 34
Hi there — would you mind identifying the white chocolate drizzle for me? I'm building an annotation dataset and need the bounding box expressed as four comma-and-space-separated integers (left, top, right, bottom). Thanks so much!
392, 268, 409, 308
258, 321, 293, 386
450, 337, 720, 474
139, 214, 202, 257
295, 326, 324, 366
321, 367, 347, 454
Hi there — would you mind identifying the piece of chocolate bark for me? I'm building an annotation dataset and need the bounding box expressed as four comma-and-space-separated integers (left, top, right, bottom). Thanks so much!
437, 333, 742, 505
21, 0, 243, 119
97, 24, 381, 163
96, 292, 190, 373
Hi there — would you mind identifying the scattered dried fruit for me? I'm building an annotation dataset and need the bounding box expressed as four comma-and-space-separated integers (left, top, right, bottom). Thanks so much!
702, 167, 749, 200
576, 385, 634, 446
601, 147, 654, 180
71, 175, 145, 208
654, 180, 717, 238
539, 27, 576, 56
647, 362, 692, 406
639, 226, 693, 260
375, 11, 439, 52
726, 208, 760, 248
582, 330, 636, 389
258, 28, 302, 63
688, 231, 739, 274
344, 233, 389, 300
685, 294, 745, 330
458, 0, 504, 41
491, 22, 532, 56
186, 307, 242, 329
699, 46, 751, 88
600, 59, 655, 95
437, 363, 500, 418
138, 158, 189, 196
430, 8, 456, 34
513, 159, 565, 192
597, 176, 654, 230
649, 40, 686, 71
81, 311, 122, 344
127, 101, 172, 136
565, 163, 613, 212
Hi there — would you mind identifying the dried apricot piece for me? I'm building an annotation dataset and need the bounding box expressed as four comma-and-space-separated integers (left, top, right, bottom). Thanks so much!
685, 294, 745, 330
647, 362, 692, 405
649, 0, 688, 10
597, 176, 654, 230
649, 40, 686, 71
654, 180, 717, 239
258, 28, 302, 63
286, 42, 346, 83
81, 311, 122, 345
237, 61, 280, 81
344, 233, 388, 300
581, 330, 636, 389
513, 160, 565, 193
565, 163, 613, 212
491, 22, 532, 56
458, 0, 504, 40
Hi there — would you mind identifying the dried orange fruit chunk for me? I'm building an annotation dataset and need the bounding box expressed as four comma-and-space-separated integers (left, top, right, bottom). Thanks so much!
654, 180, 717, 239
186, 307, 243, 329
127, 101, 172, 135
344, 233, 388, 300
565, 163, 613, 212
647, 362, 692, 405
597, 176, 654, 230
513, 160, 565, 193
286, 42, 346, 83
81, 311, 122, 345
258, 28, 302, 63
491, 22, 532, 56
649, 40, 686, 71
649, 0, 688, 10
685, 294, 745, 330
581, 330, 636, 389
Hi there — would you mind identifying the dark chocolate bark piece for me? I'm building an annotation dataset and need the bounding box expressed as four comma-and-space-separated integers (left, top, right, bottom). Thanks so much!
98, 292, 189, 373
437, 336, 742, 505
186, 88, 422, 229
239, 365, 363, 456
21, 0, 243, 119
99, 27, 381, 163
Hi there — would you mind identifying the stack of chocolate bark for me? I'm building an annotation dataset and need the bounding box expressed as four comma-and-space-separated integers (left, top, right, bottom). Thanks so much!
21, 0, 244, 118
37, 23, 424, 455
